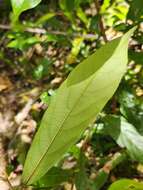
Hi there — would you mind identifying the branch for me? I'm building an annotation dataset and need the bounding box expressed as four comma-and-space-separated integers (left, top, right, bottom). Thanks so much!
15, 99, 34, 125
95, 0, 108, 43
93, 152, 127, 189
0, 24, 97, 39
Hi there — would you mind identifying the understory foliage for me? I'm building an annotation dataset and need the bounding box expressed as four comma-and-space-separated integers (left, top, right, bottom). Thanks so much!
0, 0, 143, 190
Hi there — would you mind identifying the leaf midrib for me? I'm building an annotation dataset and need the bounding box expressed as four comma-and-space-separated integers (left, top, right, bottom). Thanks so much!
25, 74, 95, 184
25, 43, 121, 184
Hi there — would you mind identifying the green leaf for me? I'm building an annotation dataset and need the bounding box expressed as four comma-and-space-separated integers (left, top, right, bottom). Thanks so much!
33, 58, 52, 80
118, 90, 143, 135
76, 7, 89, 26
35, 167, 71, 188
92, 171, 108, 190
108, 179, 143, 190
75, 152, 90, 190
127, 0, 143, 22
7, 36, 41, 50
22, 27, 136, 185
67, 37, 84, 64
35, 13, 56, 26
59, 0, 81, 12
129, 50, 143, 65
59, 0, 76, 23
11, 0, 41, 22
91, 152, 126, 190
104, 115, 143, 163
40, 90, 56, 105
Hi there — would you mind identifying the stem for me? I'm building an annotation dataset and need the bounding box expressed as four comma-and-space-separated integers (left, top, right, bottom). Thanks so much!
71, 182, 74, 190
94, 152, 127, 190
0, 24, 97, 39
95, 0, 108, 43
6, 177, 14, 190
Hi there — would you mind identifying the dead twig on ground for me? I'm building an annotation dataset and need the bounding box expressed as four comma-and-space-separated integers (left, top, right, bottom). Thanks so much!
15, 99, 34, 125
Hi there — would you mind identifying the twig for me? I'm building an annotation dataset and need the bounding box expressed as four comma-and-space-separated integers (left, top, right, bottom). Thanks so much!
0, 24, 97, 39
70, 181, 74, 190
95, 0, 108, 42
93, 152, 127, 189
6, 177, 14, 190
0, 137, 13, 190
15, 98, 34, 125
0, 24, 10, 30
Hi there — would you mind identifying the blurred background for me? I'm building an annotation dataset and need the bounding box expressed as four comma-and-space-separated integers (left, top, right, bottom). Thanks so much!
0, 0, 143, 189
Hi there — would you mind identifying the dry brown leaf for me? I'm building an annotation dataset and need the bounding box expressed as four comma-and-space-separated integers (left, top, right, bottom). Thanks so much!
0, 76, 12, 92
